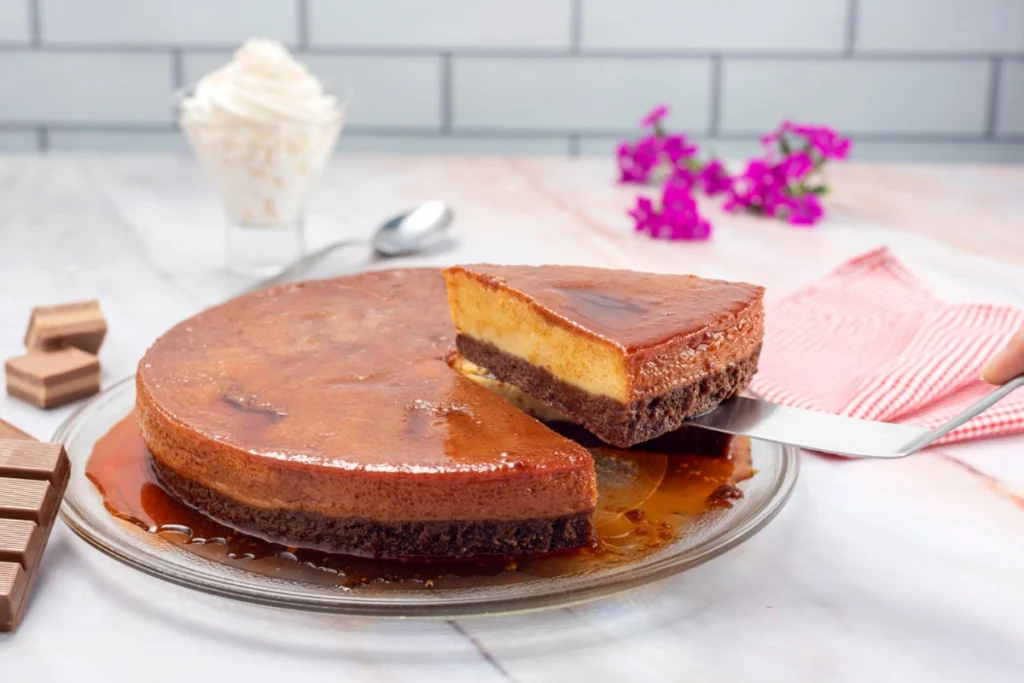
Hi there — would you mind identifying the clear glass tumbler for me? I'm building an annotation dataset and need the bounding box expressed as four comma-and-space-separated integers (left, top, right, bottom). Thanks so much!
179, 97, 347, 276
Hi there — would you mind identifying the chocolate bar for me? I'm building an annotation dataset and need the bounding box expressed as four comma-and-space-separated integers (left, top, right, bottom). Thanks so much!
0, 438, 69, 632
24, 300, 107, 354
5, 347, 101, 409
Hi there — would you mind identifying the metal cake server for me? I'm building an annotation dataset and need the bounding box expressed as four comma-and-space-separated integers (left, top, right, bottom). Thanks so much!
686, 375, 1024, 458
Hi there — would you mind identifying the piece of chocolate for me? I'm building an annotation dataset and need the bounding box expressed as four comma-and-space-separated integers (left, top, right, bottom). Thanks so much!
0, 519, 42, 567
0, 418, 33, 441
0, 440, 69, 485
24, 300, 107, 354
0, 437, 69, 632
5, 347, 100, 409
0, 478, 57, 525
0, 561, 30, 631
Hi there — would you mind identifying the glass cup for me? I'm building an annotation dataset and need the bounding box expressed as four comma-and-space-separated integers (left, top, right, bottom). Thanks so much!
178, 92, 348, 276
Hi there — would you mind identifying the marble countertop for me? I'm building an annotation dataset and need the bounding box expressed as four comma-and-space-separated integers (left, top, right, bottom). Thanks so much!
0, 155, 1022, 682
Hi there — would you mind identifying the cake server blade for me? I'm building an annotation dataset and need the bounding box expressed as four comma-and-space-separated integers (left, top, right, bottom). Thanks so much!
686, 375, 1024, 458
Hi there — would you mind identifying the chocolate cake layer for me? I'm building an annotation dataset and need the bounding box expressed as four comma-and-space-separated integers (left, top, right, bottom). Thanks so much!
152, 458, 595, 559
457, 335, 761, 448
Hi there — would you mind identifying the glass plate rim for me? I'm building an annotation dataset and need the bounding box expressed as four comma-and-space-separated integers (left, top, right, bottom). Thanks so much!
56, 376, 800, 619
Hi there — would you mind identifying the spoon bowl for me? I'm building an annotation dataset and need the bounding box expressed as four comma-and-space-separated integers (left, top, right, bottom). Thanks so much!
372, 200, 454, 256
248, 201, 454, 293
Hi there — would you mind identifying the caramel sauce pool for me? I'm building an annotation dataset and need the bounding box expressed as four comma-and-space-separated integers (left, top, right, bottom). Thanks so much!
87, 415, 753, 591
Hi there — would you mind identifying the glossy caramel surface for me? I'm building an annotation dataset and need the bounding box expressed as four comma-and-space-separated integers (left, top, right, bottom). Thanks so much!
450, 264, 764, 353
138, 269, 591, 481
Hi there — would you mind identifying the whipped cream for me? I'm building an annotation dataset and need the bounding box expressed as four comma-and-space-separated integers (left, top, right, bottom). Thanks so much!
180, 39, 344, 226
181, 39, 339, 127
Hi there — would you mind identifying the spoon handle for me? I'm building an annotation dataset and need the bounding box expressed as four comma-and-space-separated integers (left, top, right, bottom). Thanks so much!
245, 239, 364, 293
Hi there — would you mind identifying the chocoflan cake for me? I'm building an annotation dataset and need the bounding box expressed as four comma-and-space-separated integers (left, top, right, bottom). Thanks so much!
136, 269, 597, 559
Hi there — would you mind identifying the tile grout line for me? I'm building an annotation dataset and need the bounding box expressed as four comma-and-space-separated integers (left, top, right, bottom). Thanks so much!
440, 52, 453, 134
0, 42, 1020, 62
296, 0, 309, 50
709, 53, 723, 136
28, 0, 41, 47
570, 0, 582, 54
171, 48, 184, 89
844, 0, 858, 56
985, 56, 1002, 140
3, 122, 1021, 145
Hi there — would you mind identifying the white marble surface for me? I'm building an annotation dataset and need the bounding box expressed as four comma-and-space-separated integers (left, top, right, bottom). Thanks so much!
0, 155, 1022, 682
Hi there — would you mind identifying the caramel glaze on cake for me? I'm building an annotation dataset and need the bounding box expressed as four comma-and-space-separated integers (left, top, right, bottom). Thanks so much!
136, 270, 597, 559
445, 265, 764, 448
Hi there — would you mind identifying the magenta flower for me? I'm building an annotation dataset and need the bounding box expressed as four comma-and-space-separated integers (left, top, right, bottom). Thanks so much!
630, 177, 712, 241
617, 143, 650, 183
661, 133, 699, 167
698, 159, 732, 196
617, 135, 662, 184
778, 151, 813, 181
628, 195, 657, 232
663, 172, 697, 207
724, 158, 789, 217
762, 121, 852, 162
785, 193, 824, 226
808, 128, 851, 160
640, 105, 670, 129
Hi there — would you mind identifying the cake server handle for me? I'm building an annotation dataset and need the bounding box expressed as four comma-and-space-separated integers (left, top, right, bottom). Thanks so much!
246, 239, 363, 293
688, 374, 1024, 458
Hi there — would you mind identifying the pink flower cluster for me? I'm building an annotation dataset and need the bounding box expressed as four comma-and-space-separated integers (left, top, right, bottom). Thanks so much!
725, 121, 851, 227
616, 106, 700, 185
619, 108, 851, 239
630, 175, 712, 241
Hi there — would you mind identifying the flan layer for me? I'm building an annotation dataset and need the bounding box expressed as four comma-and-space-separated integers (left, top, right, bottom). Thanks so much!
444, 265, 764, 447
137, 269, 597, 558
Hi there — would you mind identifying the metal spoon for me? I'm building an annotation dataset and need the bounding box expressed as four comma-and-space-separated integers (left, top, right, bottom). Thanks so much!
247, 201, 454, 292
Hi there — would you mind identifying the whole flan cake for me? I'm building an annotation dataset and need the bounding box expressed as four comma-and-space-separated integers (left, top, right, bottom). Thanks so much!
444, 265, 764, 447
136, 269, 598, 559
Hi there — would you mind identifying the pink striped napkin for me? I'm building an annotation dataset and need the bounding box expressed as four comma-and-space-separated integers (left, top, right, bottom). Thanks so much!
750, 247, 1024, 445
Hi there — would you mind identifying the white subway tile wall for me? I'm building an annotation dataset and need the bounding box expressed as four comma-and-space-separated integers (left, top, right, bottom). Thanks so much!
308, 0, 572, 49
47, 130, 187, 152
997, 60, 1024, 136
581, 0, 848, 52
0, 0, 1020, 160
0, 0, 29, 43
0, 130, 37, 151
857, 0, 1024, 53
41, 0, 297, 46
720, 60, 991, 135
453, 57, 711, 131
0, 52, 173, 122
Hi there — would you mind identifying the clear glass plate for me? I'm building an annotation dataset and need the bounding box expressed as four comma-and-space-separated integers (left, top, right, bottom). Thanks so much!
56, 377, 799, 618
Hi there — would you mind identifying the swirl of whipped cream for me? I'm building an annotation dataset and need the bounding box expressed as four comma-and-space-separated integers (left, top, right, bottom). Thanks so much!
181, 38, 339, 126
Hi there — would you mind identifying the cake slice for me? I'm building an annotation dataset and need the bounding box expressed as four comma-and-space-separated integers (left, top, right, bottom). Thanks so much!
443, 265, 764, 447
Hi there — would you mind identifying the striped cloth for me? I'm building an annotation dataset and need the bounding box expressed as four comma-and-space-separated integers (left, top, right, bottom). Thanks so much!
750, 247, 1024, 445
